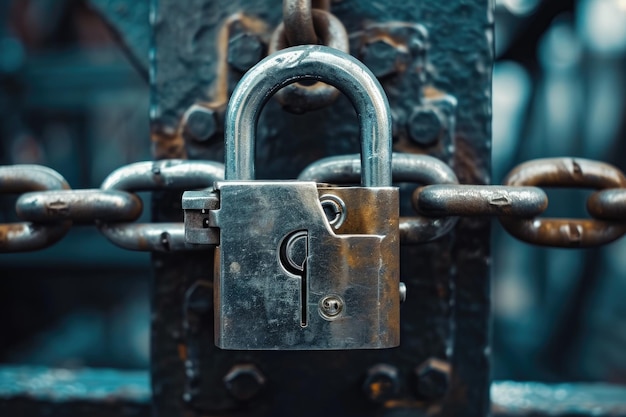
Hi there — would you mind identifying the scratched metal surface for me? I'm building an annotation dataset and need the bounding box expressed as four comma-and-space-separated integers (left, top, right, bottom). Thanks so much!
150, 0, 492, 416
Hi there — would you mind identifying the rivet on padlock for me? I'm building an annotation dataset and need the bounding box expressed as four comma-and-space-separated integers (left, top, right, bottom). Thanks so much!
183, 45, 399, 350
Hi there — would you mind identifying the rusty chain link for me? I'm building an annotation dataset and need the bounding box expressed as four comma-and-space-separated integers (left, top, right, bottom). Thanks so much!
414, 157, 626, 248
269, 0, 349, 113
498, 158, 626, 248
413, 185, 548, 218
0, 165, 71, 252
3, 156, 626, 252
587, 189, 626, 220
282, 0, 321, 46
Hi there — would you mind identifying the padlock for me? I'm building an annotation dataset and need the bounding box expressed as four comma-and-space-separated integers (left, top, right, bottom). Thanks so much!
183, 45, 399, 350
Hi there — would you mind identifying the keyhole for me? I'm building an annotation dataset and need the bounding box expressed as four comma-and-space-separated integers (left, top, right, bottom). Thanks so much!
279, 230, 309, 327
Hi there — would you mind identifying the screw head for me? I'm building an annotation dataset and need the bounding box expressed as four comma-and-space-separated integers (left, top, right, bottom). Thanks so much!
318, 295, 344, 320
223, 363, 266, 402
363, 364, 400, 404
407, 107, 443, 146
228, 32, 264, 73
361, 38, 401, 79
414, 358, 450, 400
183, 106, 218, 143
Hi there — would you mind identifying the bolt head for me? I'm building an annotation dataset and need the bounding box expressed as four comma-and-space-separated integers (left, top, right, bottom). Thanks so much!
414, 358, 450, 400
223, 364, 266, 402
184, 106, 218, 142
363, 364, 400, 404
228, 32, 264, 73
318, 295, 344, 319
361, 38, 401, 79
407, 107, 443, 146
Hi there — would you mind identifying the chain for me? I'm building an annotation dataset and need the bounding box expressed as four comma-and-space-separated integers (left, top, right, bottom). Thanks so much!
269, 0, 349, 113
0, 165, 71, 252
1, 160, 224, 253
495, 158, 626, 248
99, 160, 224, 251
2, 156, 626, 252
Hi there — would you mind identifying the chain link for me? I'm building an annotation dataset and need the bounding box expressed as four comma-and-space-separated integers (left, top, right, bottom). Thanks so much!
2, 156, 626, 252
282, 0, 319, 46
0, 165, 71, 252
269, 0, 349, 113
99, 160, 224, 252
415, 157, 626, 248
499, 158, 626, 248
587, 189, 626, 220
414, 185, 548, 217
17, 190, 142, 223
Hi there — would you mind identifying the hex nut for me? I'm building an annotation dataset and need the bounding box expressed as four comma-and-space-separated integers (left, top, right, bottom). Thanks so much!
414, 358, 450, 400
407, 107, 443, 146
223, 363, 266, 402
227, 32, 264, 73
361, 38, 402, 79
183, 106, 218, 143
362, 364, 400, 404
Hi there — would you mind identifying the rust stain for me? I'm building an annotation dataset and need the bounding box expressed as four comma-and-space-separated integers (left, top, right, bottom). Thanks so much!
453, 135, 485, 185
177, 343, 187, 361
136, 232, 150, 251
383, 399, 424, 408
383, 399, 444, 416
0, 223, 29, 245
369, 381, 383, 398
153, 13, 270, 160
212, 13, 268, 103
423, 85, 447, 99
151, 131, 187, 160
392, 85, 451, 156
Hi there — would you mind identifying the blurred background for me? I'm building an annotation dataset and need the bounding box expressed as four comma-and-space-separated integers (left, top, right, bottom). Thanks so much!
492, 0, 626, 383
0, 0, 151, 370
0, 0, 625, 384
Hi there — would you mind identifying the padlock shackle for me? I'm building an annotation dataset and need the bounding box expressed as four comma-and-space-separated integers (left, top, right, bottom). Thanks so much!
224, 45, 392, 187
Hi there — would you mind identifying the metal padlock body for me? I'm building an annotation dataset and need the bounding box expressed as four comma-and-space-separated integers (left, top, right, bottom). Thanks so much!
213, 45, 399, 350
213, 182, 399, 349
